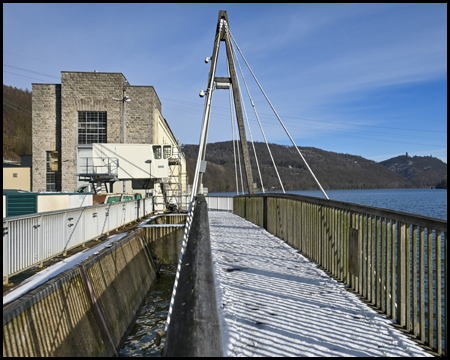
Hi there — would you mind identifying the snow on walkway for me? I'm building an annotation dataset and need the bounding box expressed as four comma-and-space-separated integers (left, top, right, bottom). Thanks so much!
209, 211, 431, 357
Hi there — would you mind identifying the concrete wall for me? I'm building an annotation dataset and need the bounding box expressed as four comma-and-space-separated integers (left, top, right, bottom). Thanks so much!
36, 193, 69, 212
3, 167, 31, 191
67, 193, 93, 208
3, 227, 157, 357
2, 194, 94, 218
144, 214, 187, 264
36, 194, 93, 213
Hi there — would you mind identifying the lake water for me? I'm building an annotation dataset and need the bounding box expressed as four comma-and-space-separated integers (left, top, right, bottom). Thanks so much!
208, 188, 447, 220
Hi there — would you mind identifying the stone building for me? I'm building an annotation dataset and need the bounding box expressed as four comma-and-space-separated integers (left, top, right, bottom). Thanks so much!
32, 71, 187, 202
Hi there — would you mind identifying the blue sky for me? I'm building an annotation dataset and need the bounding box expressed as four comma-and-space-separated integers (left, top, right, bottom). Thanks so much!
3, 3, 447, 163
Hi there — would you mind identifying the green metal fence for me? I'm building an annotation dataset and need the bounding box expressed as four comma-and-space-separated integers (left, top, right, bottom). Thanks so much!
233, 193, 447, 356
5, 193, 38, 217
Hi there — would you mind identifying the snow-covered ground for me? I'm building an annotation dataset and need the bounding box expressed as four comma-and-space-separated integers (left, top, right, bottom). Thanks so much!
209, 211, 431, 357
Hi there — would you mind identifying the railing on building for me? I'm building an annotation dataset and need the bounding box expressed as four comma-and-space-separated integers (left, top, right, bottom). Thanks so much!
3, 197, 153, 284
205, 196, 234, 212
231, 193, 446, 356
76, 157, 119, 182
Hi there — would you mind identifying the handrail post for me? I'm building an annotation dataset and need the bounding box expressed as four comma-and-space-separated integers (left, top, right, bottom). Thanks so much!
397, 221, 406, 327
427, 228, 434, 349
263, 195, 268, 230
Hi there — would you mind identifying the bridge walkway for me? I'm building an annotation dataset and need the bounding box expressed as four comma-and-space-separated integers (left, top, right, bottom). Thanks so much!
209, 211, 431, 357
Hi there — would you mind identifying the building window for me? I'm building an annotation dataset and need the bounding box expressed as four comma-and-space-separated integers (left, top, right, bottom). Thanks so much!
153, 145, 162, 159
163, 145, 172, 159
13, 173, 18, 178
78, 111, 107, 144
46, 151, 59, 191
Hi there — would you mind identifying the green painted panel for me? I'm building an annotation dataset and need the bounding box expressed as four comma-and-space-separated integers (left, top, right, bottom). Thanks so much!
6, 193, 38, 217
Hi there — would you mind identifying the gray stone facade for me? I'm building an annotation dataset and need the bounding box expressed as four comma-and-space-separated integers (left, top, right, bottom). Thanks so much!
32, 72, 163, 192
32, 84, 61, 192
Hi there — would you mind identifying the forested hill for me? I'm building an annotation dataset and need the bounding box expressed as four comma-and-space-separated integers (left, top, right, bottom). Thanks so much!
380, 155, 447, 188
181, 142, 447, 192
3, 84, 32, 160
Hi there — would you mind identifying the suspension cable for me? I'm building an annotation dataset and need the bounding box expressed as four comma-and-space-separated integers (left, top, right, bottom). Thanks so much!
227, 61, 240, 195
229, 31, 329, 199
226, 37, 245, 194
227, 62, 245, 194
226, 25, 266, 194
228, 28, 285, 194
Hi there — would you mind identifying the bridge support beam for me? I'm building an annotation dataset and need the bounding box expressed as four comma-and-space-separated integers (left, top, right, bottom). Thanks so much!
195, 10, 254, 196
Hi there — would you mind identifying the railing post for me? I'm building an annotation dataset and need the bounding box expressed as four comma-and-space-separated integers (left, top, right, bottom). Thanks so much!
376, 216, 381, 308
436, 230, 442, 354
3, 220, 10, 285
427, 228, 434, 349
386, 219, 392, 317
391, 221, 397, 321
371, 215, 376, 305
358, 213, 363, 294
397, 221, 406, 326
405, 223, 411, 332
381, 217, 386, 312
444, 231, 447, 356
263, 195, 268, 230
412, 225, 418, 337
344, 210, 349, 283
333, 207, 336, 276
296, 200, 302, 251
37, 214, 43, 267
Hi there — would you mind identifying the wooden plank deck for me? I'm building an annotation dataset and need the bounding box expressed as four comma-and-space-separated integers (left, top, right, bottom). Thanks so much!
209, 211, 432, 357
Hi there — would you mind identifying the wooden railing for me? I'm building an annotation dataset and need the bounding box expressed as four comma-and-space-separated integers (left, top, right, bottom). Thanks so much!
233, 193, 447, 356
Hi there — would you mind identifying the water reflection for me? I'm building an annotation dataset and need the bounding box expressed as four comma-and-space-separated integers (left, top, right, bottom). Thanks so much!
120, 226, 184, 357
119, 264, 176, 357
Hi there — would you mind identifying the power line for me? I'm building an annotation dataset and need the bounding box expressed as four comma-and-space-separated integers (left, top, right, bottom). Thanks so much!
161, 97, 445, 134
3, 70, 52, 83
245, 117, 447, 143
164, 103, 446, 148
163, 100, 447, 144
3, 100, 32, 113
3, 51, 72, 68
3, 64, 60, 79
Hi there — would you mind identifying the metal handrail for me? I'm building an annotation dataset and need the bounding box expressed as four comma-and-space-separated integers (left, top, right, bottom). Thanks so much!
205, 196, 234, 212
3, 197, 153, 284
77, 157, 119, 176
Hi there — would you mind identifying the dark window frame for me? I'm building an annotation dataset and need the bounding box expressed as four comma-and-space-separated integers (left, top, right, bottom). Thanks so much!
163, 145, 172, 159
77, 111, 107, 145
46, 150, 59, 191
